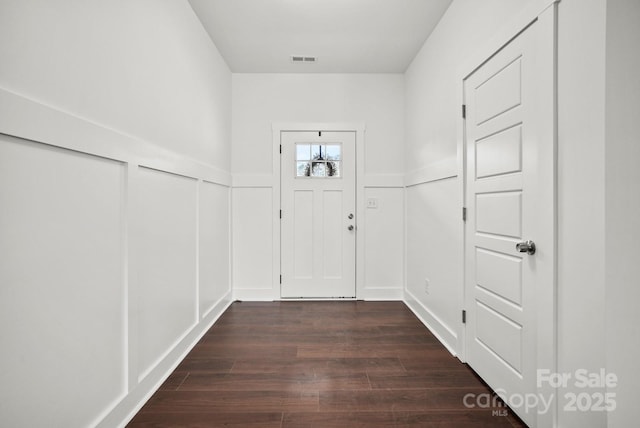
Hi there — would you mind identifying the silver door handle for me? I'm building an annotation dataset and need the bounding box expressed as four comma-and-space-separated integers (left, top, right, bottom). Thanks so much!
348, 225, 354, 231
516, 240, 536, 255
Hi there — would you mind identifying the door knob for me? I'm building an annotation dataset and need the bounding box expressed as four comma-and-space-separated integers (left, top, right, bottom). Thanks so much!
348, 213, 354, 219
348, 225, 354, 231
516, 240, 536, 255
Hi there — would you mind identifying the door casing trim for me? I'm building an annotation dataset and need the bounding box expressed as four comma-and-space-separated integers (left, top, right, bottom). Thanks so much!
272, 122, 366, 300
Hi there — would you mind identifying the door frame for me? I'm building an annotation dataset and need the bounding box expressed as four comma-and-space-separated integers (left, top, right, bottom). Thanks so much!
272, 122, 366, 300
456, 1, 558, 426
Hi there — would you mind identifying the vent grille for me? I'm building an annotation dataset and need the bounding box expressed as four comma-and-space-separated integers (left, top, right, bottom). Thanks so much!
291, 55, 317, 63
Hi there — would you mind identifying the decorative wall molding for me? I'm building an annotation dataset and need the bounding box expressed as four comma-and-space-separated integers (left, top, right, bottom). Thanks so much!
0, 86, 234, 428
364, 173, 405, 188
99, 294, 233, 428
405, 156, 458, 187
0, 87, 232, 187
232, 174, 274, 188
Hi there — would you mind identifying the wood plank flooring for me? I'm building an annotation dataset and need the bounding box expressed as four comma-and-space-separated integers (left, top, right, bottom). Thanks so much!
128, 301, 526, 427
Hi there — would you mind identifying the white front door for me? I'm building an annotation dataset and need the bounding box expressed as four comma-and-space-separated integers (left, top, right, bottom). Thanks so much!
463, 17, 555, 427
280, 131, 356, 298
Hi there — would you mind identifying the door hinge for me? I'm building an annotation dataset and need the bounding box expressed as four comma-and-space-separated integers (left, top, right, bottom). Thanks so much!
280, 209, 282, 219
279, 274, 282, 284
462, 310, 467, 324
462, 104, 467, 119
279, 144, 282, 154
462, 207, 467, 222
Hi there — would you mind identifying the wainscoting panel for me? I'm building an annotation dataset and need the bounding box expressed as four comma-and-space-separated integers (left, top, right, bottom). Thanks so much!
0, 89, 233, 428
231, 186, 274, 297
0, 134, 127, 427
199, 180, 231, 318
231, 173, 404, 300
136, 167, 198, 381
362, 186, 404, 300
405, 176, 462, 355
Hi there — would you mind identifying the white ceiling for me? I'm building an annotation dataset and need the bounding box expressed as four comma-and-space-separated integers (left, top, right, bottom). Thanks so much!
188, 0, 453, 73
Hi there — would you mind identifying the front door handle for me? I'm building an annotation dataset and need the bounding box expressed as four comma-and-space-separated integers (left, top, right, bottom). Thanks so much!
516, 240, 536, 255
348, 225, 354, 231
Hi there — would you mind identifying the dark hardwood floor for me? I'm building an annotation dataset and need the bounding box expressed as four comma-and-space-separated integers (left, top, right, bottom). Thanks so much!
128, 301, 526, 427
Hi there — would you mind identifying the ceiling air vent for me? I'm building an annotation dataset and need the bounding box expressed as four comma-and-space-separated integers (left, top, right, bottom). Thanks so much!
291, 55, 317, 63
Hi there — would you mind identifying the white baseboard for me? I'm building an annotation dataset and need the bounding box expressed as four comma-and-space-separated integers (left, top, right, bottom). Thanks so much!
232, 287, 404, 301
361, 287, 403, 300
98, 292, 234, 428
403, 289, 459, 357
233, 288, 277, 301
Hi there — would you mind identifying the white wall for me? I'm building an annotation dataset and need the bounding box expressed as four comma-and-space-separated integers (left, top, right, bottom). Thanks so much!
231, 74, 405, 300
0, 1, 233, 427
403, 0, 536, 354
556, 0, 607, 426
0, 0, 230, 170
404, 0, 537, 173
605, 0, 640, 426
232, 74, 404, 175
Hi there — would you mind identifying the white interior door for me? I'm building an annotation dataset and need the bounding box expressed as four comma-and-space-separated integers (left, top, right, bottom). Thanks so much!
464, 18, 554, 427
280, 131, 356, 298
